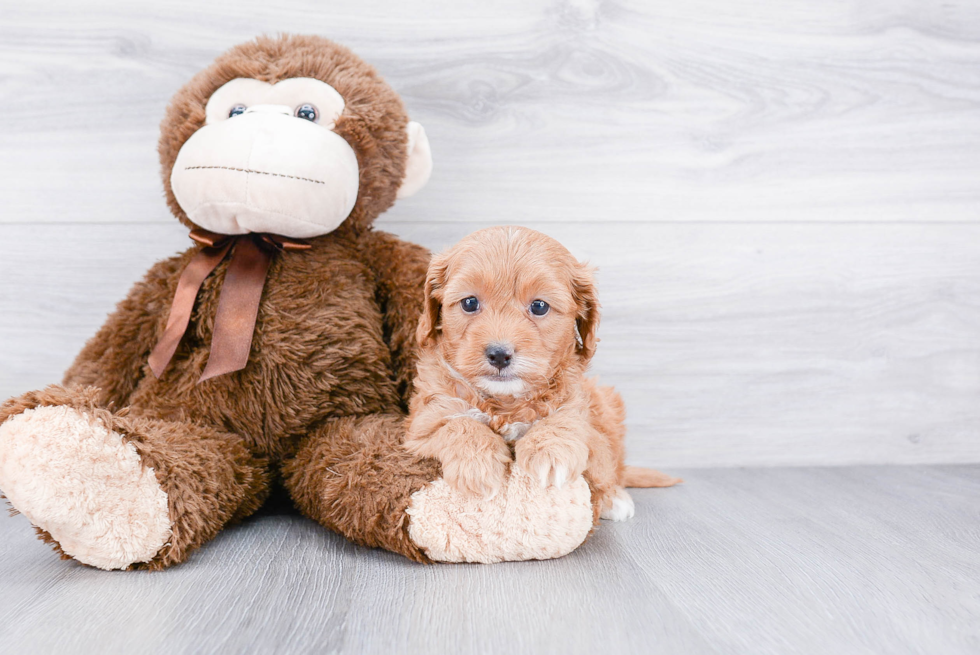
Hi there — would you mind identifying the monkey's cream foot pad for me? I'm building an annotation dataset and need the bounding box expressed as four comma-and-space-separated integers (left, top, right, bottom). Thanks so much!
406, 469, 594, 563
0, 406, 171, 570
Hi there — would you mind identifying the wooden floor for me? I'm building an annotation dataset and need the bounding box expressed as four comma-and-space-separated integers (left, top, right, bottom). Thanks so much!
1, 465, 977, 655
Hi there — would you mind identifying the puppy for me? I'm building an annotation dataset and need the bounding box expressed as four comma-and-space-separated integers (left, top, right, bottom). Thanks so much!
404, 226, 680, 521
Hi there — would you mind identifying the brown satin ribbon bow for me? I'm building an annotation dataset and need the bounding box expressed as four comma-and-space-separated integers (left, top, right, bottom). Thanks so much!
148, 228, 311, 383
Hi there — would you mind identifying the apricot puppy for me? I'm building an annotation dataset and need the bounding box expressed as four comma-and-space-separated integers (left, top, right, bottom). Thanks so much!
404, 226, 680, 521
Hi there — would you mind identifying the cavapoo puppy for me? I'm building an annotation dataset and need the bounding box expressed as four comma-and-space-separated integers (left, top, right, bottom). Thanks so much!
404, 226, 680, 521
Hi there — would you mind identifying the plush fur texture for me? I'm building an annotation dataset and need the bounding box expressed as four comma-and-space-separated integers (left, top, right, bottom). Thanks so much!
0, 35, 438, 568
406, 468, 593, 564
0, 381, 272, 569
404, 226, 681, 520
0, 405, 172, 570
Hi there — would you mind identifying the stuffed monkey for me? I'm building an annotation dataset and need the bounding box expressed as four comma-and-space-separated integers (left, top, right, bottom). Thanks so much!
0, 35, 597, 568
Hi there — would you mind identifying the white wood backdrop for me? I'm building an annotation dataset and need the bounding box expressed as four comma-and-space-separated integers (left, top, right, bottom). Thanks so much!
1, 0, 978, 467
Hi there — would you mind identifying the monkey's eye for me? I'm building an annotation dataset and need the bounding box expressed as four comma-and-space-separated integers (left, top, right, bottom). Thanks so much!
295, 104, 319, 122
228, 104, 247, 118
529, 300, 550, 316
461, 297, 480, 314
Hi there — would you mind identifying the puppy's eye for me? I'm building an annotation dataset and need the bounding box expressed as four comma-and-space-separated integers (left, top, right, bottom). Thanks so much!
228, 104, 247, 118
460, 297, 480, 313
295, 103, 319, 122
529, 300, 550, 316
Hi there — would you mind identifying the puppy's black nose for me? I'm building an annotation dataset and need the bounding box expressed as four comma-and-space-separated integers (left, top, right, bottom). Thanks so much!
485, 344, 513, 370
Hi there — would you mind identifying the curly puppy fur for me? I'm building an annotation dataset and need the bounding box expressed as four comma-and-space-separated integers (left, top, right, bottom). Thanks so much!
404, 226, 681, 520
0, 35, 438, 568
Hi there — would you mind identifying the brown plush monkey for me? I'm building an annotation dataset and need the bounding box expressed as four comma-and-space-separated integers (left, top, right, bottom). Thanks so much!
0, 35, 595, 568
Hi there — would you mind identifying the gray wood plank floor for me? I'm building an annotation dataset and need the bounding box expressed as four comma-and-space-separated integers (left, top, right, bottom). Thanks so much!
2, 465, 977, 655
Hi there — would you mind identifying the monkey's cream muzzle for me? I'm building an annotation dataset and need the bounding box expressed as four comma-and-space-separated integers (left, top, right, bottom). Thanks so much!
170, 105, 360, 239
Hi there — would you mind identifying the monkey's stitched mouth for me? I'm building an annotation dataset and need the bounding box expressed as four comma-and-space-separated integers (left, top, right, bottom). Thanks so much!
183, 165, 325, 185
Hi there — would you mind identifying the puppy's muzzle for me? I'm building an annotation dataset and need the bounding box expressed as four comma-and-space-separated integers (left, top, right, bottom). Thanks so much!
485, 343, 514, 371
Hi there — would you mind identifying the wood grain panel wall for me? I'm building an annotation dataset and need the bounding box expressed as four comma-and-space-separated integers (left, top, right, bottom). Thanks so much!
1, 0, 978, 467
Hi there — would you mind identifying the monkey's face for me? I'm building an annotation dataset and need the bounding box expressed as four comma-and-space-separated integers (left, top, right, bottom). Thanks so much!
160, 36, 432, 238
170, 77, 359, 238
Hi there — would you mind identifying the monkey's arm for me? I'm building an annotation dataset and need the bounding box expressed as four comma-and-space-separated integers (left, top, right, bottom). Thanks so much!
63, 253, 187, 407
360, 230, 430, 409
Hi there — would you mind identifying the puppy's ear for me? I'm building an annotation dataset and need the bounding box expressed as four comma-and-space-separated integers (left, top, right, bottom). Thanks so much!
417, 253, 449, 348
572, 263, 601, 362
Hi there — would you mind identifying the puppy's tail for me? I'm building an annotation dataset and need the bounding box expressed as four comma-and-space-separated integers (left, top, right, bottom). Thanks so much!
624, 466, 683, 488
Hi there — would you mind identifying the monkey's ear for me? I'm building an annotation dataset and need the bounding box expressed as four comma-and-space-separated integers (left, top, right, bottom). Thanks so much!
572, 263, 601, 363
396, 121, 433, 199
417, 253, 448, 347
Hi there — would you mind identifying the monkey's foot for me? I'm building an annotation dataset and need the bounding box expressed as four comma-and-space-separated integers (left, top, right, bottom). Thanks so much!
0, 406, 172, 570
405, 467, 594, 563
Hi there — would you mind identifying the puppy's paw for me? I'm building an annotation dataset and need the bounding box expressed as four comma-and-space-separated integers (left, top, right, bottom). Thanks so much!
441, 440, 511, 498
515, 432, 589, 489
600, 487, 635, 522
